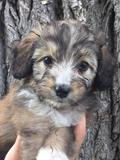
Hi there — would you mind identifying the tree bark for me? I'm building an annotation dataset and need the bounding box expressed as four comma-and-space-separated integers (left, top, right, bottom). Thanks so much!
0, 0, 119, 160
0, 1, 7, 99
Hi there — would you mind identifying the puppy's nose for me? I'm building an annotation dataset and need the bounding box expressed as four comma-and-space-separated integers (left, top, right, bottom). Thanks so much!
55, 85, 70, 98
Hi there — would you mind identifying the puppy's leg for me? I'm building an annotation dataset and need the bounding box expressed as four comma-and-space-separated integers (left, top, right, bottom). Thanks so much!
21, 133, 47, 160
19, 117, 53, 160
36, 127, 76, 160
0, 106, 17, 159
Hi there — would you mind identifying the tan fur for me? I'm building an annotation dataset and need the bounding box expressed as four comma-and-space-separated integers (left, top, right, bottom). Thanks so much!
0, 86, 53, 159
0, 20, 114, 160
0, 85, 77, 160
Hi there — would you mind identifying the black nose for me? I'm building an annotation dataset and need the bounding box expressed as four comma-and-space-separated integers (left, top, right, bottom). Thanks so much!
55, 85, 70, 98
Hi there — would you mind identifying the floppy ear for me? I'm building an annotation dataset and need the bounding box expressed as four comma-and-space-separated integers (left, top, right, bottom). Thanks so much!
11, 31, 40, 79
93, 33, 114, 90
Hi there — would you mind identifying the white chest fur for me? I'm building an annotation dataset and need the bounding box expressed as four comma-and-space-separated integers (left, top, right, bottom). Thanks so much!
36, 147, 69, 160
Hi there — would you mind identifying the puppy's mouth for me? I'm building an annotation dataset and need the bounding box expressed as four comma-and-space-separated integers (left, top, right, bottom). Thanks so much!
44, 98, 76, 109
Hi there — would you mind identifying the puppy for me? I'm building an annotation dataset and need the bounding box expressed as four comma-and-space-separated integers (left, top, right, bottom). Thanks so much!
0, 20, 114, 160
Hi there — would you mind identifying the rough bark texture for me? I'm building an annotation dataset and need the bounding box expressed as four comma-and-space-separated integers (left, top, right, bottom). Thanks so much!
0, 1, 7, 99
0, 0, 119, 159
79, 1, 120, 160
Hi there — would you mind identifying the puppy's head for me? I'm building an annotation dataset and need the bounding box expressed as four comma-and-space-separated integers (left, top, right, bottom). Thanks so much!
12, 20, 114, 108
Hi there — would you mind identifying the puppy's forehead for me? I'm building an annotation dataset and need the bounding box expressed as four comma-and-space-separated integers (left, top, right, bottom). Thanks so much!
34, 21, 98, 60
44, 21, 94, 47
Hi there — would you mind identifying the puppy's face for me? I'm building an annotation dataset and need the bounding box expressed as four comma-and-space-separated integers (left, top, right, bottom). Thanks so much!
32, 38, 97, 108
12, 20, 114, 109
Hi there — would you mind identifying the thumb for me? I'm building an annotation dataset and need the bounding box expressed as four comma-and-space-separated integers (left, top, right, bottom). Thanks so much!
5, 135, 21, 160
74, 113, 86, 146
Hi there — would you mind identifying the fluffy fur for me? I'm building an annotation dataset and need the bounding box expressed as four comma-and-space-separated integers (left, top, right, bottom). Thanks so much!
0, 20, 114, 160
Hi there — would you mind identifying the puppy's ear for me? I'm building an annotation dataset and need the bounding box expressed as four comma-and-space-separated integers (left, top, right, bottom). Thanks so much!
93, 32, 114, 90
12, 31, 40, 79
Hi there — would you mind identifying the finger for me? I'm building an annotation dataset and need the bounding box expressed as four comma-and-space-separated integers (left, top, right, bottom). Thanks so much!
5, 135, 21, 160
74, 113, 86, 146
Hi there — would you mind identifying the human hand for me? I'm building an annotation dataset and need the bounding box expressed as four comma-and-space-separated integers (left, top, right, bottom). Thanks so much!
5, 135, 21, 160
74, 113, 86, 147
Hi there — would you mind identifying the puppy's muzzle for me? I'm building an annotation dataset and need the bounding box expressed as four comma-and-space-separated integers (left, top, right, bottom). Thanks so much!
55, 85, 71, 98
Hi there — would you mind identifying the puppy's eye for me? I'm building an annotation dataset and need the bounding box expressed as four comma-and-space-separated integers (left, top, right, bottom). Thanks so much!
43, 56, 53, 67
77, 61, 89, 73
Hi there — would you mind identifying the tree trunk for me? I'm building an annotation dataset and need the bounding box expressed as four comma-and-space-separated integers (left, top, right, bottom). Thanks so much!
0, 0, 119, 159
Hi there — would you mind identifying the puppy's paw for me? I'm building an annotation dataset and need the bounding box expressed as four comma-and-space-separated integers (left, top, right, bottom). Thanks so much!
36, 147, 69, 160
